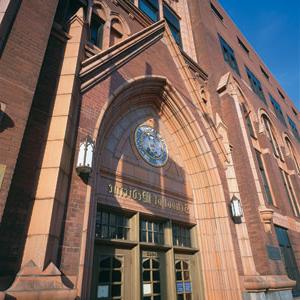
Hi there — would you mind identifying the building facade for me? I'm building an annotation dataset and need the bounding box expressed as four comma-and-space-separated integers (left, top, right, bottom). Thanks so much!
0, 0, 299, 299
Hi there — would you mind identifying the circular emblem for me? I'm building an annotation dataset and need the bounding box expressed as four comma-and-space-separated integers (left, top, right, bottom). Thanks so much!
135, 125, 168, 167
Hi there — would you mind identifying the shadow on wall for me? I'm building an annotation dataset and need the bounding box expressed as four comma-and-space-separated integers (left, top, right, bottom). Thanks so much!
0, 112, 14, 132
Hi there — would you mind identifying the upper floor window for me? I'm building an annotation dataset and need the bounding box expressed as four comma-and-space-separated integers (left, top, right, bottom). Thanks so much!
138, 0, 159, 22
90, 13, 105, 48
210, 2, 223, 21
96, 209, 130, 240
219, 35, 240, 76
285, 138, 300, 173
287, 115, 300, 142
163, 4, 182, 47
237, 37, 249, 55
140, 219, 164, 244
255, 150, 274, 205
245, 66, 266, 103
277, 88, 285, 100
172, 223, 191, 247
270, 94, 286, 126
260, 66, 269, 80
262, 115, 283, 160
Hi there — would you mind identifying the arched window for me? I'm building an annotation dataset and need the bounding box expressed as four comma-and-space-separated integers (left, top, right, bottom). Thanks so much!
262, 115, 283, 160
110, 19, 123, 46
90, 13, 105, 48
285, 137, 300, 173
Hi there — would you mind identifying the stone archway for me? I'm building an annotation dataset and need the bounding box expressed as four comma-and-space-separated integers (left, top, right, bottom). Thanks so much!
79, 76, 242, 300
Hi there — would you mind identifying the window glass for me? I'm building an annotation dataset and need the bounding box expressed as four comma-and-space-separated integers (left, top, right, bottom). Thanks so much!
138, 0, 159, 22
90, 14, 105, 48
96, 209, 129, 240
286, 138, 300, 173
255, 150, 273, 205
270, 94, 286, 126
219, 35, 240, 76
287, 115, 300, 142
140, 219, 164, 244
175, 259, 192, 300
172, 224, 191, 247
163, 4, 182, 47
245, 66, 266, 103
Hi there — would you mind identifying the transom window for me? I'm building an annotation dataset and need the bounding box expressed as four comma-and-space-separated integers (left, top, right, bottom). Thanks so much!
270, 94, 286, 126
172, 224, 191, 247
245, 66, 266, 103
138, 0, 159, 22
140, 219, 164, 244
163, 4, 182, 47
175, 259, 192, 300
97, 256, 123, 299
219, 35, 240, 76
96, 209, 129, 240
287, 115, 300, 142
142, 255, 161, 300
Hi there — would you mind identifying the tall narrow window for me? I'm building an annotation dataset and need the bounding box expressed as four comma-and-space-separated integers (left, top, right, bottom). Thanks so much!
270, 94, 286, 126
287, 115, 300, 142
245, 66, 266, 103
275, 226, 300, 296
138, 0, 159, 22
280, 169, 300, 216
255, 150, 273, 205
163, 4, 182, 47
262, 116, 283, 160
172, 224, 191, 247
90, 14, 105, 48
245, 114, 255, 138
219, 35, 240, 76
210, 2, 223, 21
286, 138, 300, 173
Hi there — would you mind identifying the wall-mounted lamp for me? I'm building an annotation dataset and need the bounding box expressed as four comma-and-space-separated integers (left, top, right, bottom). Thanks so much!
230, 195, 243, 219
76, 136, 94, 175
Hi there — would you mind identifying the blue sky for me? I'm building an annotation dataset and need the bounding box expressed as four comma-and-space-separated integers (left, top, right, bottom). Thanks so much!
218, 0, 300, 110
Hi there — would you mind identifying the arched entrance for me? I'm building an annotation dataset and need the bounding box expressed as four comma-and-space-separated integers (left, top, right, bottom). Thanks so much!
80, 77, 242, 300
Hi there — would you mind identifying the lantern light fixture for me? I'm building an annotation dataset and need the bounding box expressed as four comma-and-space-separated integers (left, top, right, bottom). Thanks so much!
76, 135, 94, 175
230, 195, 243, 219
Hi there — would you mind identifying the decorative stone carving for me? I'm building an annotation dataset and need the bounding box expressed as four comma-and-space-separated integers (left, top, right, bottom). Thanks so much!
259, 206, 274, 232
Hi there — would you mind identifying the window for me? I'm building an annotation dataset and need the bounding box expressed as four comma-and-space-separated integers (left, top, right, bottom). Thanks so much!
219, 35, 240, 75
287, 115, 300, 141
140, 219, 164, 244
270, 94, 286, 126
292, 107, 298, 117
245, 66, 266, 103
163, 4, 182, 47
286, 138, 300, 173
97, 256, 123, 299
275, 226, 300, 296
255, 150, 273, 205
262, 115, 283, 159
175, 259, 192, 300
210, 2, 223, 21
245, 114, 255, 137
237, 37, 249, 55
260, 66, 269, 80
95, 210, 129, 240
173, 224, 191, 247
138, 0, 159, 22
90, 14, 105, 48
142, 255, 161, 300
280, 169, 300, 216
277, 88, 285, 100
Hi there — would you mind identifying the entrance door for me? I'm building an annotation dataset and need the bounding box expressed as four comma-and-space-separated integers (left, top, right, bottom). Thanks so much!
92, 246, 132, 300
141, 251, 166, 300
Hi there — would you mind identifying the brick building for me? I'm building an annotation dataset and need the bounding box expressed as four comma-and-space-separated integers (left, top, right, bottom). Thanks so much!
0, 0, 299, 299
